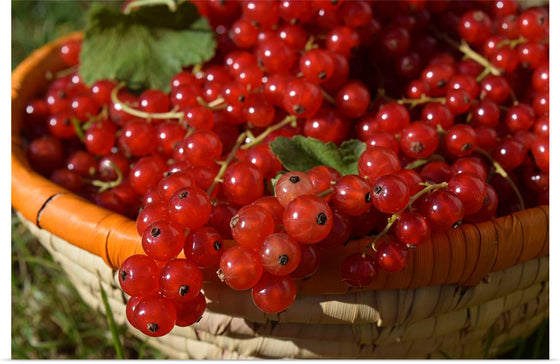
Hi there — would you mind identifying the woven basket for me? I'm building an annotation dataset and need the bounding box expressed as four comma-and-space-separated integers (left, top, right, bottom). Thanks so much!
12, 33, 549, 359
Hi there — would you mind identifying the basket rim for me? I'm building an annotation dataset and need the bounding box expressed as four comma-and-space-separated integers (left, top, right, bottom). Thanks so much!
11, 32, 549, 295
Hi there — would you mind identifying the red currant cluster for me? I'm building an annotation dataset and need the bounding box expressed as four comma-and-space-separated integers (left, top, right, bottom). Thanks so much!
22, 0, 548, 338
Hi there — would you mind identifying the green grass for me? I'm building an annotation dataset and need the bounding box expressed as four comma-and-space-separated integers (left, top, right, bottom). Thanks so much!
11, 214, 164, 359
11, 0, 549, 359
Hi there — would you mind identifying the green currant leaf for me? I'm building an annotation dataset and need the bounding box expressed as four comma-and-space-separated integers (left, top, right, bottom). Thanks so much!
79, 2, 215, 92
269, 136, 366, 176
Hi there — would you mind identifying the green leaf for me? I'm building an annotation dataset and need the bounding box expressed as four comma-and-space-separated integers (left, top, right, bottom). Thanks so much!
269, 136, 366, 176
79, 2, 215, 92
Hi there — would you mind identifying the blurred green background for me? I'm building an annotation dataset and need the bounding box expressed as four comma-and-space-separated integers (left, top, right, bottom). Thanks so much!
11, 0, 548, 359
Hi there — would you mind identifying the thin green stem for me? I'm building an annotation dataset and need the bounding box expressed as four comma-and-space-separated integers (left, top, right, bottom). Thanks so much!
91, 161, 123, 192
320, 88, 337, 105
475, 147, 525, 211
458, 40, 501, 76
207, 132, 247, 197
316, 187, 333, 198
432, 29, 501, 79
70, 117, 85, 143
409, 182, 448, 205
304, 35, 317, 51
192, 63, 203, 75
111, 83, 183, 120
370, 215, 398, 248
366, 181, 448, 252
436, 124, 447, 135
376, 88, 397, 103
497, 36, 527, 49
398, 95, 446, 108
476, 67, 492, 83
207, 114, 298, 195
82, 106, 108, 131
45, 65, 79, 81
241, 115, 297, 150
197, 96, 227, 110
185, 126, 195, 137
405, 154, 445, 170
510, 88, 518, 104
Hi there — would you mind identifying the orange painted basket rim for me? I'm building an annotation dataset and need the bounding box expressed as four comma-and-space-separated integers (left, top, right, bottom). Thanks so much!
11, 32, 549, 295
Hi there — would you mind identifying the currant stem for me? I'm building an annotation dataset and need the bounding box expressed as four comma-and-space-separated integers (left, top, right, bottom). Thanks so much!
192, 63, 203, 75
320, 88, 337, 106
376, 88, 398, 103
111, 84, 184, 120
206, 132, 247, 197
474, 147, 525, 211
436, 124, 447, 135
432, 30, 501, 79
208, 97, 226, 108
82, 106, 109, 131
304, 36, 318, 52
70, 117, 85, 143
398, 95, 446, 108
123, 0, 181, 14
366, 181, 448, 251
405, 154, 445, 170
246, 130, 256, 141
45, 65, 79, 81
369, 215, 398, 249
207, 115, 298, 195
91, 161, 123, 192
197, 96, 227, 110
458, 40, 502, 77
316, 187, 333, 198
497, 36, 527, 49
409, 181, 448, 205
509, 88, 519, 104
476, 68, 491, 83
240, 115, 297, 150
185, 126, 195, 137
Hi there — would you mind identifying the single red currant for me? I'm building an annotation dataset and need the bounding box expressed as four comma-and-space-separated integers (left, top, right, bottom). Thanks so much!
251, 273, 296, 313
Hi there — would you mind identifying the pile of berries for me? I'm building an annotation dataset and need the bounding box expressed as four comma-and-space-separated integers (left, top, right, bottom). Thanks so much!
22, 0, 548, 338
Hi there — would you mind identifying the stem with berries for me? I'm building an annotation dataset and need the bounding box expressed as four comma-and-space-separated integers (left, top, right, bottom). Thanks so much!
207, 114, 299, 195
498, 36, 527, 49
91, 161, 123, 192
206, 132, 247, 197
405, 154, 445, 170
366, 181, 448, 252
398, 95, 446, 108
70, 117, 86, 143
432, 30, 502, 82
475, 147, 525, 211
196, 96, 227, 110
240, 115, 297, 150
111, 83, 184, 120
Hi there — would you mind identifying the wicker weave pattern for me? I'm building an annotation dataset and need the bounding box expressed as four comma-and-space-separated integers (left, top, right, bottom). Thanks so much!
18, 213, 548, 359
